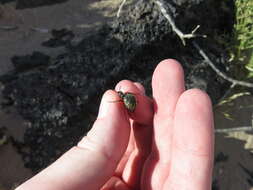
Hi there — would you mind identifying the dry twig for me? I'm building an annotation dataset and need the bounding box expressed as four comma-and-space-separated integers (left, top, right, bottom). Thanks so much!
155, 0, 206, 46
215, 126, 253, 133
155, 0, 253, 89
193, 42, 253, 88
117, 0, 127, 18
155, 0, 253, 133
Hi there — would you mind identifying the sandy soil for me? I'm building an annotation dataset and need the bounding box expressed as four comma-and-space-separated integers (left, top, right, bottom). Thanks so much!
0, 0, 122, 75
214, 92, 253, 190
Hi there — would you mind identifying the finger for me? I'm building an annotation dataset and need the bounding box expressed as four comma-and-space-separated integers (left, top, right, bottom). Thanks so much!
133, 82, 145, 95
152, 59, 185, 158
16, 90, 131, 190
115, 80, 153, 125
114, 81, 146, 175
142, 59, 185, 189
115, 81, 153, 189
164, 89, 214, 190
152, 59, 185, 118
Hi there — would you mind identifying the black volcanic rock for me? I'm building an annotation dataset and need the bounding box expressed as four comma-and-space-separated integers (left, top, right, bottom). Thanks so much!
16, 0, 68, 9
0, 0, 233, 172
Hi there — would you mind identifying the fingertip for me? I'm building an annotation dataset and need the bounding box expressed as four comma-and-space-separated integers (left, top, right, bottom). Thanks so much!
115, 80, 146, 95
115, 80, 153, 125
115, 80, 139, 93
152, 59, 185, 117
177, 88, 213, 126
174, 88, 214, 155
152, 59, 184, 84
97, 89, 124, 119
133, 82, 145, 95
115, 80, 131, 91
179, 88, 212, 103
79, 88, 131, 160
101, 89, 121, 103
77, 88, 132, 173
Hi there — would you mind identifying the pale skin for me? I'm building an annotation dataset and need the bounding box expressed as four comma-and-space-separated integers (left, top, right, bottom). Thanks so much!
16, 59, 214, 190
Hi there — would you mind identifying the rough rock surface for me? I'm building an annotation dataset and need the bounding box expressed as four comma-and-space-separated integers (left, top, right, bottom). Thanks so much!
0, 0, 233, 172
0, 0, 68, 8
0, 0, 14, 4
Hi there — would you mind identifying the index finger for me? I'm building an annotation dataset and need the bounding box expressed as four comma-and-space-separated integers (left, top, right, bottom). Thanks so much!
115, 80, 153, 126
115, 80, 153, 189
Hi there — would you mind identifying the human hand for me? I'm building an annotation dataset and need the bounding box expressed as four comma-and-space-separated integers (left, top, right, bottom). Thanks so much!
16, 59, 214, 190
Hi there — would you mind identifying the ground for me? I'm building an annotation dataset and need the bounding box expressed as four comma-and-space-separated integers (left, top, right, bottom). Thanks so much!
0, 0, 121, 188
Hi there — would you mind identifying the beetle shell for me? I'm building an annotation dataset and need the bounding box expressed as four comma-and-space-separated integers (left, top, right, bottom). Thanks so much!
117, 91, 137, 112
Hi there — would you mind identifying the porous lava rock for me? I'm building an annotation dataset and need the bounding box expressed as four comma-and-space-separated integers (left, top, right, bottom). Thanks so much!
0, 0, 233, 172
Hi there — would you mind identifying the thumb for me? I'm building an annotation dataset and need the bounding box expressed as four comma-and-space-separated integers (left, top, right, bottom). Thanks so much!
16, 90, 131, 190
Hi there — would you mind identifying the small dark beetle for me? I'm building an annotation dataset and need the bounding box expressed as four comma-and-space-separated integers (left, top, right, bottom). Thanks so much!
117, 91, 137, 112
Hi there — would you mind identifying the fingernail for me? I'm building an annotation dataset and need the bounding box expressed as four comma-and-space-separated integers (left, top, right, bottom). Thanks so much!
97, 96, 109, 119
115, 85, 121, 91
